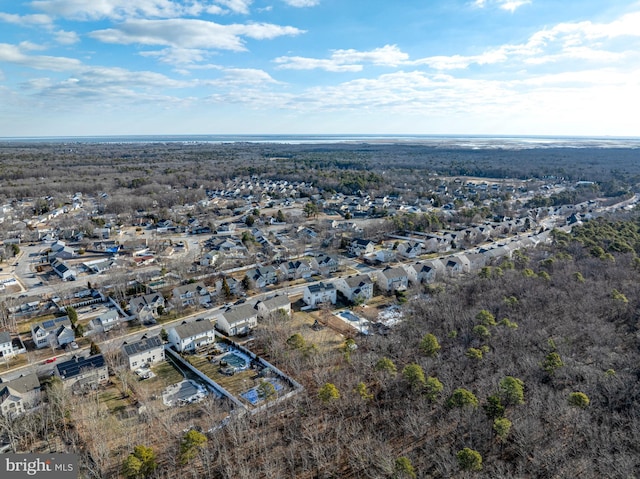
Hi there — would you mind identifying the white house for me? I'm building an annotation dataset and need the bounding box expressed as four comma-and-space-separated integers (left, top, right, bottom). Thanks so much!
406, 260, 444, 284
31, 317, 75, 349
51, 258, 77, 281
90, 309, 120, 333
168, 319, 216, 352
256, 295, 291, 319
311, 254, 340, 275
376, 266, 409, 292
0, 332, 14, 359
335, 274, 374, 304
303, 282, 337, 307
122, 336, 165, 371
348, 238, 375, 257
217, 304, 259, 336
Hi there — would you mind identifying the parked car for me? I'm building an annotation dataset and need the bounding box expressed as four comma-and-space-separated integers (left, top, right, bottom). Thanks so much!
44, 357, 57, 364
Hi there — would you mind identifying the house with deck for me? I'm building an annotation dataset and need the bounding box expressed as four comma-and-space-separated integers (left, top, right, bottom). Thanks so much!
303, 282, 337, 307
172, 282, 210, 308
256, 295, 291, 319
335, 274, 374, 304
122, 336, 165, 371
376, 266, 409, 292
129, 293, 166, 323
217, 304, 259, 336
168, 319, 216, 352
55, 354, 109, 391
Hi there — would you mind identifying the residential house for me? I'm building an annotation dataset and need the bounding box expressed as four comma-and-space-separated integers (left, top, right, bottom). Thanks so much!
129, 293, 166, 323
90, 309, 120, 333
335, 274, 374, 304
311, 254, 340, 275
376, 266, 409, 292
246, 266, 278, 289
348, 238, 375, 257
122, 336, 165, 371
396, 241, 423, 259
48, 240, 75, 260
217, 304, 259, 336
200, 251, 220, 267
55, 354, 109, 391
406, 259, 444, 284
255, 295, 291, 319
445, 255, 471, 275
0, 332, 13, 359
209, 237, 246, 258
51, 258, 77, 281
0, 373, 41, 419
172, 282, 210, 308
31, 316, 75, 349
168, 319, 216, 352
279, 260, 313, 280
303, 282, 337, 307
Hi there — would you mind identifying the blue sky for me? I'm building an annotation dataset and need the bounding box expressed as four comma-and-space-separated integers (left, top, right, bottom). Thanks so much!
0, 0, 639, 136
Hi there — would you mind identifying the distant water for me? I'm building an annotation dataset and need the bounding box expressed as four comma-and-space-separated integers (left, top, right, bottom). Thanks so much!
1, 134, 639, 149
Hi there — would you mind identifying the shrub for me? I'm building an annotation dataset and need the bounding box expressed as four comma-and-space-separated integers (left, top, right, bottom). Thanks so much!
456, 448, 482, 471
447, 388, 478, 409
402, 363, 426, 391
568, 391, 590, 408
318, 383, 340, 402
493, 417, 512, 442
476, 309, 496, 326
419, 333, 441, 357
499, 376, 525, 405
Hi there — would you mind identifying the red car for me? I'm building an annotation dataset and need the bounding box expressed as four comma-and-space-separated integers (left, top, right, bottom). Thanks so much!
44, 357, 57, 364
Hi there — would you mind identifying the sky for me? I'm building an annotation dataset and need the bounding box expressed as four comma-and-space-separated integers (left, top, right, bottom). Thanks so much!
0, 0, 639, 137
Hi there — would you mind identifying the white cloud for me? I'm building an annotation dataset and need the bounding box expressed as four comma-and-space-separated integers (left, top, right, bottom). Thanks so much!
90, 19, 303, 51
0, 43, 82, 71
216, 0, 253, 14
282, 0, 320, 7
140, 48, 210, 66
275, 44, 408, 71
54, 30, 80, 45
29, 0, 252, 20
209, 68, 279, 85
0, 12, 53, 25
473, 0, 531, 12
274, 56, 362, 72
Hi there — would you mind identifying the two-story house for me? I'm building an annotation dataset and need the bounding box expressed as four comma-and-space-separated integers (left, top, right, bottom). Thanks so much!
122, 336, 165, 371
31, 316, 75, 349
303, 282, 337, 307
217, 304, 259, 336
168, 319, 216, 352
246, 266, 279, 289
0, 373, 41, 419
348, 238, 375, 257
311, 254, 340, 276
129, 293, 166, 323
55, 354, 109, 391
376, 266, 409, 292
172, 282, 211, 308
335, 274, 374, 304
255, 295, 291, 319
279, 260, 312, 280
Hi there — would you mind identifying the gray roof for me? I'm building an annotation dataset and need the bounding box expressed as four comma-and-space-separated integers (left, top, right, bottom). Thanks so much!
259, 295, 290, 311
380, 266, 407, 280
0, 372, 40, 395
222, 303, 258, 325
343, 274, 372, 288
0, 331, 11, 344
122, 336, 163, 357
172, 319, 215, 340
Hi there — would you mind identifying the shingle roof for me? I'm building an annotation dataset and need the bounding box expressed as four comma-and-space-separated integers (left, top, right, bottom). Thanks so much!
172, 319, 215, 340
